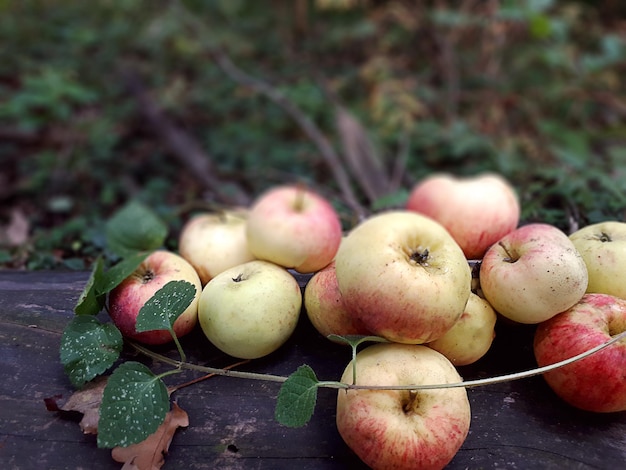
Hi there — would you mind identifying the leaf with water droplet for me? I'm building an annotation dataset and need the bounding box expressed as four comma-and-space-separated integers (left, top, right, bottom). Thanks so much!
275, 365, 319, 428
97, 361, 170, 449
96, 251, 151, 295
60, 315, 123, 388
135, 280, 196, 333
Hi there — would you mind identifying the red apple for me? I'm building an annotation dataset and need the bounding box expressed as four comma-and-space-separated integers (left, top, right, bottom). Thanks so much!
246, 185, 343, 273
406, 172, 520, 259
304, 261, 370, 342
533, 293, 626, 413
336, 343, 471, 470
108, 250, 202, 345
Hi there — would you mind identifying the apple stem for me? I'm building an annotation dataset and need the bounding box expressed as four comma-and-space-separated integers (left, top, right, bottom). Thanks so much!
293, 183, 307, 212
137, 268, 156, 284
498, 241, 518, 263
403, 390, 419, 413
410, 249, 430, 266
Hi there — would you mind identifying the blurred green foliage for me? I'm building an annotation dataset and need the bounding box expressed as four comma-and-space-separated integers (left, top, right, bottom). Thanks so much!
0, 0, 625, 269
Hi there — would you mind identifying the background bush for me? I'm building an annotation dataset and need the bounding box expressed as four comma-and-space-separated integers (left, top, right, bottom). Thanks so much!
1, 0, 625, 269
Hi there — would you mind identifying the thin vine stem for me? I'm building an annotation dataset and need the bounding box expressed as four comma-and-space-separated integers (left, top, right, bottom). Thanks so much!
130, 330, 626, 391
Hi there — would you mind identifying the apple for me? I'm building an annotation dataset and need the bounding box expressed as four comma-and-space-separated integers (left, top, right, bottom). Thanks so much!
108, 250, 202, 345
334, 210, 472, 344
479, 223, 588, 324
178, 208, 256, 285
336, 342, 471, 470
246, 185, 343, 273
304, 261, 371, 342
533, 293, 626, 413
198, 260, 302, 359
406, 172, 520, 259
569, 221, 626, 299
427, 292, 497, 366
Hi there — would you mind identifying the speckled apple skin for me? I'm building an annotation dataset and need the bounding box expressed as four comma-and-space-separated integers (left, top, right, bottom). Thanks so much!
534, 293, 626, 413
336, 343, 471, 470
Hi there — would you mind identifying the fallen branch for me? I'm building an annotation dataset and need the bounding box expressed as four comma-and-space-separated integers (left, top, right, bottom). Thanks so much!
122, 70, 251, 207
208, 47, 366, 219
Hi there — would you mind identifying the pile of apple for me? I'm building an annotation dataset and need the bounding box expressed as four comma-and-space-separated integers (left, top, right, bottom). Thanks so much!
107, 174, 626, 470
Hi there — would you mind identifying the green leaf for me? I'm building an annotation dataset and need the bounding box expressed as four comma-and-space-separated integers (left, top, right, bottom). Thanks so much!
275, 365, 319, 428
96, 251, 151, 295
105, 200, 167, 258
97, 361, 170, 449
136, 280, 197, 333
60, 316, 123, 388
74, 256, 106, 315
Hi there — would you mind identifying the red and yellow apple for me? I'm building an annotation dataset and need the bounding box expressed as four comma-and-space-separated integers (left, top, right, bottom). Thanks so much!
335, 211, 472, 344
569, 221, 626, 299
198, 260, 302, 359
428, 292, 497, 366
304, 261, 370, 342
479, 223, 588, 324
178, 208, 256, 285
406, 172, 520, 260
108, 250, 202, 345
336, 342, 471, 470
533, 293, 626, 413
246, 185, 342, 273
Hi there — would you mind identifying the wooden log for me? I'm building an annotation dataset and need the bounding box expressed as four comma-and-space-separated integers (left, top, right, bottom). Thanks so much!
0, 271, 624, 469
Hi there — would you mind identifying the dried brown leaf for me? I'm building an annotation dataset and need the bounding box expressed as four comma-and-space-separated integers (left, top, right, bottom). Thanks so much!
45, 376, 108, 435
63, 376, 108, 434
111, 402, 189, 470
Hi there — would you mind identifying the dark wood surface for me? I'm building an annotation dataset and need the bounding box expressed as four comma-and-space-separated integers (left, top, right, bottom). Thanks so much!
0, 270, 624, 470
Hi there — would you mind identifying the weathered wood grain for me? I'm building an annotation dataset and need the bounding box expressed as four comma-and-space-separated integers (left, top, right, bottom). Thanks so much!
0, 271, 624, 469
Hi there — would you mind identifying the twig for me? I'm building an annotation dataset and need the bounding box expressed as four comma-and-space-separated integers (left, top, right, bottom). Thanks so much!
167, 359, 251, 395
335, 107, 390, 203
208, 47, 366, 219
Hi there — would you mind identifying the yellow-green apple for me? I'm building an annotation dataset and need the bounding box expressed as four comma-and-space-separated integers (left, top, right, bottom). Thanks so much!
178, 208, 256, 285
427, 292, 497, 366
336, 342, 471, 470
335, 211, 471, 344
406, 172, 520, 259
108, 250, 202, 345
569, 221, 626, 299
246, 185, 342, 273
479, 223, 588, 324
533, 293, 626, 413
198, 260, 302, 359
304, 261, 370, 342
